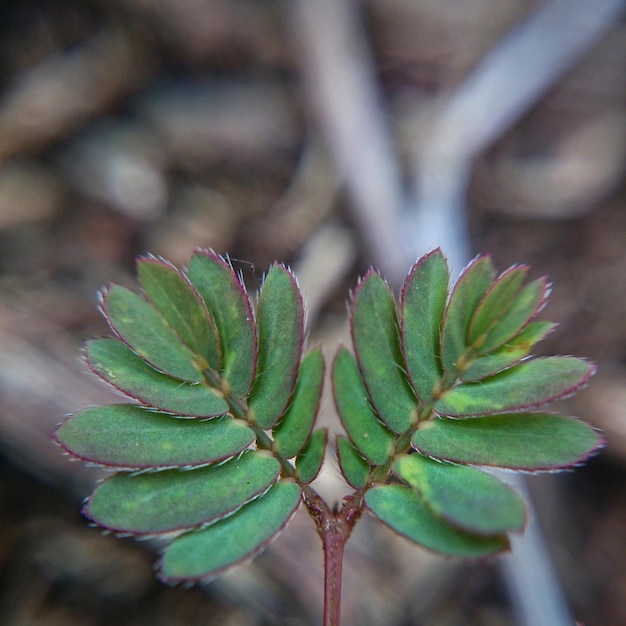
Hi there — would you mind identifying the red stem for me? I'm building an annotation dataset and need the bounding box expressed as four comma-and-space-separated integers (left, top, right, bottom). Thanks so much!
302, 486, 364, 626
322, 517, 348, 626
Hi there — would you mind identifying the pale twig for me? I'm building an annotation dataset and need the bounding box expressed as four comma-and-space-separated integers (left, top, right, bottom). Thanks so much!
410, 0, 626, 276
290, 0, 408, 287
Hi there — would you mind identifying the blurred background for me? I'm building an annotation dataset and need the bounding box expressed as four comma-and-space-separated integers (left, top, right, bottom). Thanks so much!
0, 1, 625, 624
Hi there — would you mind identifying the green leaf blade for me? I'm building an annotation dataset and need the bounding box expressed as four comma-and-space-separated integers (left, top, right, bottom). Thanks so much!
441, 256, 495, 374
365, 484, 509, 558
273, 347, 325, 459
478, 276, 550, 354
393, 454, 526, 535
351, 271, 418, 433
137, 257, 221, 369
86, 339, 228, 417
336, 436, 370, 489
296, 429, 327, 484
468, 266, 528, 345
400, 249, 449, 401
435, 357, 596, 417
188, 251, 257, 398
332, 346, 395, 465
102, 285, 201, 381
461, 321, 556, 382
159, 480, 301, 583
55, 405, 254, 469
412, 413, 604, 471
248, 264, 304, 429
85, 451, 280, 534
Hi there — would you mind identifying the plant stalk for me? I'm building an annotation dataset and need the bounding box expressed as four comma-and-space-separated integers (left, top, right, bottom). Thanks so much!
322, 517, 348, 626
302, 486, 364, 626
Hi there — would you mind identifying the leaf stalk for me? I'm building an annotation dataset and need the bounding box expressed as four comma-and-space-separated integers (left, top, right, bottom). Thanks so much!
302, 486, 364, 626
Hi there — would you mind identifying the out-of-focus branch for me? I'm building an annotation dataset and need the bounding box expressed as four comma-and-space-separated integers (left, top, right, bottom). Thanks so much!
498, 473, 575, 626
411, 0, 626, 275
290, 0, 409, 287
421, 0, 626, 159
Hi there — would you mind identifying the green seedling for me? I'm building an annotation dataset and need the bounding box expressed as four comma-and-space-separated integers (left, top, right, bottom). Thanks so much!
55, 248, 602, 625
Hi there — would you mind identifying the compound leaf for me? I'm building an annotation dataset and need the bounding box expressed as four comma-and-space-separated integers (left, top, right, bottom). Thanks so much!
435, 357, 595, 417
393, 454, 526, 535
401, 249, 449, 401
102, 285, 201, 382
188, 251, 257, 398
333, 346, 394, 465
55, 405, 254, 469
351, 271, 418, 433
441, 256, 494, 374
85, 451, 280, 534
336, 436, 370, 489
412, 413, 603, 471
296, 429, 327, 484
86, 339, 228, 417
248, 264, 304, 429
61, 247, 604, 586
159, 480, 301, 583
365, 484, 509, 557
273, 347, 324, 459
137, 257, 221, 369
